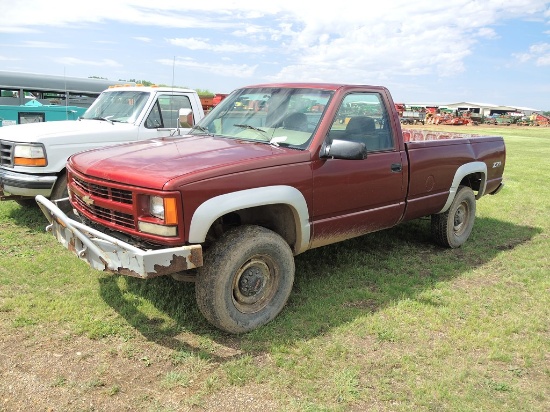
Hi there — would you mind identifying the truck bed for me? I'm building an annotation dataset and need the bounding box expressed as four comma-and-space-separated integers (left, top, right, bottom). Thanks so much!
401, 128, 506, 221
401, 128, 498, 142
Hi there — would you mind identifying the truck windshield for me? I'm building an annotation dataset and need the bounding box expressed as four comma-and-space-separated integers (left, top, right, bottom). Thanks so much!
81, 91, 149, 123
189, 87, 333, 149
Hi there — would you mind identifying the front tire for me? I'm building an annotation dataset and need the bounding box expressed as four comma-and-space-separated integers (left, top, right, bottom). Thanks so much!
49, 173, 75, 216
50, 173, 68, 201
431, 185, 476, 248
195, 225, 295, 334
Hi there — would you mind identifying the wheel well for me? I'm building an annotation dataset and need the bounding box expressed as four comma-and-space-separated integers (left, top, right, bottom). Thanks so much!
205, 204, 298, 251
50, 167, 69, 200
460, 172, 483, 194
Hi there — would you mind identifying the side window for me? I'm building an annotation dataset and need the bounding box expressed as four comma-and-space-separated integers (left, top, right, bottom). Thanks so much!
145, 94, 192, 129
145, 102, 162, 128
329, 92, 394, 152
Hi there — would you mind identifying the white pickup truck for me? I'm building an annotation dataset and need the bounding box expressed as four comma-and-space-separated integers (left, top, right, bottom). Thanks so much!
0, 85, 205, 206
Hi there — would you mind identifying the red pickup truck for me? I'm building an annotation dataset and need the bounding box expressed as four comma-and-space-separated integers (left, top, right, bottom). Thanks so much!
36, 83, 506, 333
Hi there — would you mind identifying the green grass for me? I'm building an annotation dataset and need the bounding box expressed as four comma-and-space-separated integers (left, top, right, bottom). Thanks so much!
0, 124, 548, 411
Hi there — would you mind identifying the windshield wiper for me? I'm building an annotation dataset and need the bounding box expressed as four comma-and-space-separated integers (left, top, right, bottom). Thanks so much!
190, 124, 214, 136
91, 116, 114, 124
233, 124, 269, 140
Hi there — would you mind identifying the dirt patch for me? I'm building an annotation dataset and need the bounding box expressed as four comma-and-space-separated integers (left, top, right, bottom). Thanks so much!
0, 322, 279, 411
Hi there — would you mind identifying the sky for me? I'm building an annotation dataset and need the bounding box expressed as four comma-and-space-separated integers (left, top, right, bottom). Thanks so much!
1, 0, 550, 110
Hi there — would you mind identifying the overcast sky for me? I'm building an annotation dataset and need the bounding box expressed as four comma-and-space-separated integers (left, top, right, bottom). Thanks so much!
1, 0, 549, 110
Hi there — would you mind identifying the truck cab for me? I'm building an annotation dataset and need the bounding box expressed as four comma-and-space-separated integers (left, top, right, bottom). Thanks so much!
0, 86, 205, 204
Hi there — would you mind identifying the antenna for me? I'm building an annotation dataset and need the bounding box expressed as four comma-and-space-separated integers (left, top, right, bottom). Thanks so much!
172, 56, 176, 89
64, 67, 69, 120
172, 56, 180, 136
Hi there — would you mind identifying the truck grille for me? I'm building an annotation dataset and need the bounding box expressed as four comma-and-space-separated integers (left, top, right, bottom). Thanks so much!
73, 175, 133, 204
72, 175, 135, 229
0, 140, 14, 167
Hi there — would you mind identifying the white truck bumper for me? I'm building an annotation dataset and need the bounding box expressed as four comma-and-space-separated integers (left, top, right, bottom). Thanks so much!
35, 195, 203, 279
0, 168, 56, 198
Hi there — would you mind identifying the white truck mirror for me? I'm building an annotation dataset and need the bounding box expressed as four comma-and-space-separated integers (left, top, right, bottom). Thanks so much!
179, 108, 194, 127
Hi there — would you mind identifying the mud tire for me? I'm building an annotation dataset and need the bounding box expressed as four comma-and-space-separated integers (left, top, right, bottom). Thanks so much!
195, 225, 295, 334
431, 185, 476, 248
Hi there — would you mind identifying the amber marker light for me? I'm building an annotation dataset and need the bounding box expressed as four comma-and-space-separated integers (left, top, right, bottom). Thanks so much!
164, 197, 178, 225
14, 157, 47, 166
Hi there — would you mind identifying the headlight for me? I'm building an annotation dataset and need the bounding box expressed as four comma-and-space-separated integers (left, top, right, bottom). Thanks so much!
149, 196, 165, 220
138, 195, 179, 237
148, 195, 178, 224
14, 144, 47, 166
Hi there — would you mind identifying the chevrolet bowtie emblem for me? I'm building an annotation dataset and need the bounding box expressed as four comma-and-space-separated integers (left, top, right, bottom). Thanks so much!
82, 195, 94, 206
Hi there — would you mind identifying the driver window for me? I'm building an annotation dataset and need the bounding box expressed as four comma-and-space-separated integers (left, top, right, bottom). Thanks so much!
145, 95, 192, 129
329, 92, 394, 152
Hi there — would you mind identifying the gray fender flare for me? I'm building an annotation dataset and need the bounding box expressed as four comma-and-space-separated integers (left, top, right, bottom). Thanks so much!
438, 161, 487, 213
188, 185, 311, 254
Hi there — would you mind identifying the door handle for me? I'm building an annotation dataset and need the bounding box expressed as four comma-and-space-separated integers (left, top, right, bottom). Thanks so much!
391, 163, 402, 172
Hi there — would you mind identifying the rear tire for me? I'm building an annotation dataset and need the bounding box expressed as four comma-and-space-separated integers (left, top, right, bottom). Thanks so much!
195, 225, 295, 334
431, 185, 476, 248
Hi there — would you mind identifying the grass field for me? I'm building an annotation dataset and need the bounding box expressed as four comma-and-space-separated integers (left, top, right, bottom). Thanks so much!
0, 124, 548, 411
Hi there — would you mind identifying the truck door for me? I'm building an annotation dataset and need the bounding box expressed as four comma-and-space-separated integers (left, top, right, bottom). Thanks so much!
311, 92, 407, 248
140, 93, 194, 139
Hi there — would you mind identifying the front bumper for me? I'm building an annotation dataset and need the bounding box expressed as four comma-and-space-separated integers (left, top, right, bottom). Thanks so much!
0, 167, 56, 198
35, 195, 203, 279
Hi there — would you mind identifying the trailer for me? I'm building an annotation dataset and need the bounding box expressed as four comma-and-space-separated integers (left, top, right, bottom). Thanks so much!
0, 99, 86, 127
399, 110, 426, 125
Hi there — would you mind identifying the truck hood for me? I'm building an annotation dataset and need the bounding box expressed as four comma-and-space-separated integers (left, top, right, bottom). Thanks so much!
0, 118, 135, 144
70, 135, 309, 189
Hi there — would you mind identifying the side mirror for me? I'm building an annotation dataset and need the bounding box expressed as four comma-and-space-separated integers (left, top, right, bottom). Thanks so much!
321, 139, 368, 160
179, 108, 194, 127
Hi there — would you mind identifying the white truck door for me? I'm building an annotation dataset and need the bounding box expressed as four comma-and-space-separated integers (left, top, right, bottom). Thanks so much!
138, 93, 196, 139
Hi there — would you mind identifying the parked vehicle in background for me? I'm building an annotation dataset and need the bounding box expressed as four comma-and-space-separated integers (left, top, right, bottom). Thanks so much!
199, 93, 229, 112
0, 70, 135, 126
0, 85, 205, 206
399, 109, 426, 125
395, 104, 426, 125
0, 100, 86, 127
519, 113, 550, 127
0, 70, 133, 127
36, 82, 506, 334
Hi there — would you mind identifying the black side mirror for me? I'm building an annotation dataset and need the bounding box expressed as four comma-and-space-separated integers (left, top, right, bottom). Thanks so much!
321, 139, 368, 160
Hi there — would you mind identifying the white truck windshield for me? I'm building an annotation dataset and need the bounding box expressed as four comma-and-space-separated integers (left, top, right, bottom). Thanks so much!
81, 91, 149, 123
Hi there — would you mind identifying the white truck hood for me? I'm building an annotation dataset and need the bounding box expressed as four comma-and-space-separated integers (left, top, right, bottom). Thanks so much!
0, 119, 142, 175
0, 118, 137, 145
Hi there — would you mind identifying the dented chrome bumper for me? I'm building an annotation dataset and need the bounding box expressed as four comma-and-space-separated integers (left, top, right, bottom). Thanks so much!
35, 195, 203, 279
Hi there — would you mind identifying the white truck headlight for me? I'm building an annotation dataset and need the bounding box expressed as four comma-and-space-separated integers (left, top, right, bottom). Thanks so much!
14, 144, 47, 166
